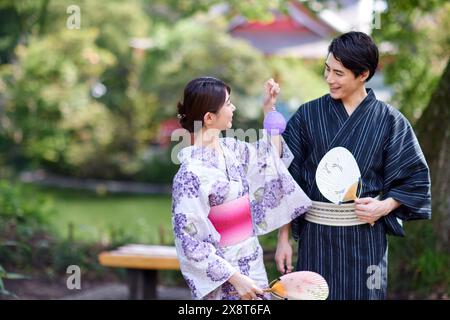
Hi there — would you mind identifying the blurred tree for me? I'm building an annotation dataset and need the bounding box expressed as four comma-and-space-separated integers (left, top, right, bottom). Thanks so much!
140, 19, 271, 123
0, 0, 51, 64
0, 29, 116, 175
415, 60, 450, 251
0, 0, 159, 178
371, 0, 450, 295
144, 0, 287, 23
372, 0, 450, 123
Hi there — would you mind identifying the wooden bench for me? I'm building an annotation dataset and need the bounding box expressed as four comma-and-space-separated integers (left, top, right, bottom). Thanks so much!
98, 244, 180, 300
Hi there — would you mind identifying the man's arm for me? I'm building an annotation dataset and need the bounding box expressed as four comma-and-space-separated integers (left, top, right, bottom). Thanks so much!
275, 224, 294, 274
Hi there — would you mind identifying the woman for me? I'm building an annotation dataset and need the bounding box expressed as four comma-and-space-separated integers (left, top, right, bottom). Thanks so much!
172, 77, 311, 300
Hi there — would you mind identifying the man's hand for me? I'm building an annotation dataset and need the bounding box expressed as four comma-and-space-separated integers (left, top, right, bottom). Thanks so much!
275, 224, 294, 274
354, 197, 400, 225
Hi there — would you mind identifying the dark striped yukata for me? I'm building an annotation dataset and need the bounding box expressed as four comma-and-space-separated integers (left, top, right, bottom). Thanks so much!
282, 89, 431, 300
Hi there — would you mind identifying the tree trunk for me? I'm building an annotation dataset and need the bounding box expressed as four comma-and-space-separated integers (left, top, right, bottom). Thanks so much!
415, 59, 450, 250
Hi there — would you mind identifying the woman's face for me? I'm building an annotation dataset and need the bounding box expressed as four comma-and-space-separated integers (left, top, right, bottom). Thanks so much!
207, 90, 236, 131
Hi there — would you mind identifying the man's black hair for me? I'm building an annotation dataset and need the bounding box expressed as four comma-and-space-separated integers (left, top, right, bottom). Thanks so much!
328, 31, 379, 82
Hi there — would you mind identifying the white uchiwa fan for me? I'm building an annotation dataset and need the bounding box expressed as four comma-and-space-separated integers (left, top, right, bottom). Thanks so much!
231, 271, 329, 300
315, 147, 361, 204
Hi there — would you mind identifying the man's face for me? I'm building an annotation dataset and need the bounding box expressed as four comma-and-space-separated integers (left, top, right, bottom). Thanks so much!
324, 53, 366, 100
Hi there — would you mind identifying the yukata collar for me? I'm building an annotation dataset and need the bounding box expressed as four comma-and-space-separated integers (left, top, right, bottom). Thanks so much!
177, 141, 241, 181
330, 88, 376, 109
177, 144, 220, 168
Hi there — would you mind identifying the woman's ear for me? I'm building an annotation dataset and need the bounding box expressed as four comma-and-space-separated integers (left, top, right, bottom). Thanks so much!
203, 112, 215, 127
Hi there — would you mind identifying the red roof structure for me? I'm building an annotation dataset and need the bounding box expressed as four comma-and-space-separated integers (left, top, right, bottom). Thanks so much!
229, 1, 354, 58
157, 118, 182, 147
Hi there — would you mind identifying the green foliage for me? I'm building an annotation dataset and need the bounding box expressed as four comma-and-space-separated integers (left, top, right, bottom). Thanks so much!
135, 147, 179, 184
0, 0, 158, 180
388, 222, 450, 298
0, 179, 54, 297
371, 0, 450, 298
0, 179, 53, 233
145, 0, 287, 23
0, 264, 22, 298
0, 28, 116, 173
267, 57, 328, 104
0, 0, 327, 183
52, 240, 108, 276
0, 180, 55, 271
141, 18, 271, 121
372, 0, 450, 123
0, 180, 134, 293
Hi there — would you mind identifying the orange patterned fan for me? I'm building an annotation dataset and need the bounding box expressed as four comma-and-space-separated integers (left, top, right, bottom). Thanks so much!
268, 271, 329, 300
231, 271, 329, 300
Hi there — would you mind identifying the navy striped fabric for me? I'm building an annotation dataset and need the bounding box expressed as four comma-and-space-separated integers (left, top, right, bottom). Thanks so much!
283, 89, 431, 237
296, 220, 388, 300
282, 89, 431, 299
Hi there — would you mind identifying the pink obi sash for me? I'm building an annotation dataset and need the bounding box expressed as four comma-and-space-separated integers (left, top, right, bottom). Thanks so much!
208, 194, 253, 247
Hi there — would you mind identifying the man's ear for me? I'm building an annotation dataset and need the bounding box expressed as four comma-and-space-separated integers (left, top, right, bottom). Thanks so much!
360, 70, 370, 82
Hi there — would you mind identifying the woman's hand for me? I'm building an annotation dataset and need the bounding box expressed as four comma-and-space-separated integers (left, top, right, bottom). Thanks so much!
263, 78, 281, 115
228, 272, 263, 300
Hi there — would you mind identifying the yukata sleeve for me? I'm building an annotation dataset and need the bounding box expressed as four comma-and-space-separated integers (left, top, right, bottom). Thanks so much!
233, 132, 312, 236
171, 165, 236, 299
382, 112, 431, 224
282, 108, 309, 241
282, 109, 308, 180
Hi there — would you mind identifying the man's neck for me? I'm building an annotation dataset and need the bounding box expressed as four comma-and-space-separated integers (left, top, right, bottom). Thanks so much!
341, 87, 368, 116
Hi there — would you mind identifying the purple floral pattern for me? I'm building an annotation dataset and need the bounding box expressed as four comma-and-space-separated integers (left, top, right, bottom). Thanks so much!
185, 277, 198, 299
257, 161, 268, 174
291, 205, 309, 220
250, 199, 266, 227
221, 137, 238, 152
241, 145, 250, 168
228, 164, 242, 181
238, 249, 259, 276
255, 139, 271, 158
263, 174, 295, 209
238, 177, 250, 197
221, 282, 239, 300
190, 147, 218, 168
173, 212, 211, 262
222, 138, 250, 176
172, 165, 201, 210
250, 174, 296, 227
209, 181, 230, 207
172, 136, 311, 300
173, 213, 188, 238
206, 260, 231, 282
182, 237, 211, 262
204, 234, 226, 259
280, 139, 292, 162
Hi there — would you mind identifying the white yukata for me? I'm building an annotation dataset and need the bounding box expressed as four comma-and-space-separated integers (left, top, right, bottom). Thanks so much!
172, 134, 312, 300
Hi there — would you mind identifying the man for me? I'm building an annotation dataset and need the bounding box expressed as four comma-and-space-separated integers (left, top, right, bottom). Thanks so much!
276, 31, 431, 300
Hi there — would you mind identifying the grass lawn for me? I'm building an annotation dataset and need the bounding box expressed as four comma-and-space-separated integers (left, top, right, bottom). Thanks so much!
23, 184, 174, 244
